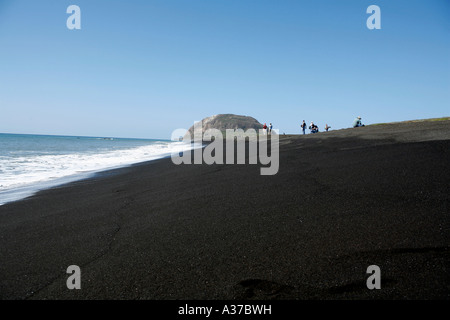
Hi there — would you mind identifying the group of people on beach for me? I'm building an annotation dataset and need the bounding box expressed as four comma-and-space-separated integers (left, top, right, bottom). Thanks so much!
300, 120, 331, 134
262, 123, 273, 135
262, 116, 365, 136
299, 116, 364, 134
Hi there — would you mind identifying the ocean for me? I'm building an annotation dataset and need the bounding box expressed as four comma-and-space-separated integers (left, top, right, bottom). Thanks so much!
0, 133, 192, 206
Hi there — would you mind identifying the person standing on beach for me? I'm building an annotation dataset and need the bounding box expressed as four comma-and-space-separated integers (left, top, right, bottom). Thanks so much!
325, 124, 331, 132
263, 123, 267, 135
269, 123, 273, 134
301, 120, 306, 134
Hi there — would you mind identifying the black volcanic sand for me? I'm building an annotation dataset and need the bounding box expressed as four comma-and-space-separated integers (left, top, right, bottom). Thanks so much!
0, 120, 449, 300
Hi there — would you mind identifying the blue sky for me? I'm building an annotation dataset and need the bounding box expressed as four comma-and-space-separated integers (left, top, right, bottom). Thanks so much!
0, 0, 448, 139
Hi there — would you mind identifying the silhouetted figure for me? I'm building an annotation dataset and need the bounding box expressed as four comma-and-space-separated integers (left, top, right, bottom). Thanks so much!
352, 116, 365, 128
301, 120, 306, 135
309, 122, 319, 133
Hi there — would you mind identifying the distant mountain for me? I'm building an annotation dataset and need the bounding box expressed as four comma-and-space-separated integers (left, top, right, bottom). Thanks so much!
184, 114, 264, 139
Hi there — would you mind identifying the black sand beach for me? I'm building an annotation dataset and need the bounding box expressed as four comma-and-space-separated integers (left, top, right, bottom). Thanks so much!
1, 120, 449, 300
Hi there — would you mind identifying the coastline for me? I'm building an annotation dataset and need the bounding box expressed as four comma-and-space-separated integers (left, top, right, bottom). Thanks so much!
0, 140, 197, 206
0, 120, 449, 299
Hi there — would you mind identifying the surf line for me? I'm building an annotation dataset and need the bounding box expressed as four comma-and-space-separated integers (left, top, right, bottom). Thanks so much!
171, 121, 279, 176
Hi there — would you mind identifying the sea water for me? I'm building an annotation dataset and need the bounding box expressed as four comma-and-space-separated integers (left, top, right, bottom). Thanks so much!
0, 133, 193, 205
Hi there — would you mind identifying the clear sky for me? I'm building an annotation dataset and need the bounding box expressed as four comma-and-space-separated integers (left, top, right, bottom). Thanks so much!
0, 0, 449, 139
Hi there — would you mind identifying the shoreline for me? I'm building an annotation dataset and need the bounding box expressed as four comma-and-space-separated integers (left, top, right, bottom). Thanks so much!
0, 156, 172, 207
0, 141, 199, 206
0, 120, 449, 299
3, 118, 449, 207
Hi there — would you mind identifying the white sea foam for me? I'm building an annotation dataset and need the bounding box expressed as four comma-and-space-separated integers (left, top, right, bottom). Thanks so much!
0, 141, 197, 205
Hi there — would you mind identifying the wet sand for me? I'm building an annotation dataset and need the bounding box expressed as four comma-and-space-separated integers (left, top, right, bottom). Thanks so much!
0, 120, 449, 300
